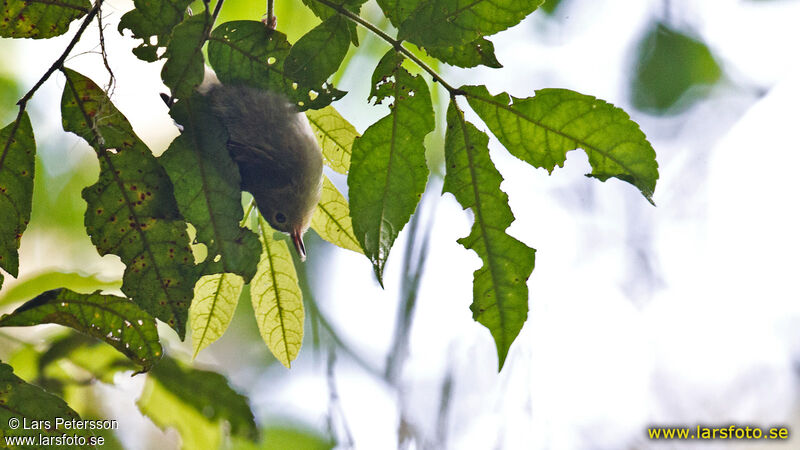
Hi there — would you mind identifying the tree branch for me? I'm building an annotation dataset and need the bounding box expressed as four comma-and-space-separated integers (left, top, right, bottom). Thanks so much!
310, 0, 462, 95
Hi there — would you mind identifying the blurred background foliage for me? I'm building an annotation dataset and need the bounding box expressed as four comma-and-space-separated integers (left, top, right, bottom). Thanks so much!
630, 22, 721, 114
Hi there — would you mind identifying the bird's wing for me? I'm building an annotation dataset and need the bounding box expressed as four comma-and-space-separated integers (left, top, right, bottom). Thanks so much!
227, 140, 294, 190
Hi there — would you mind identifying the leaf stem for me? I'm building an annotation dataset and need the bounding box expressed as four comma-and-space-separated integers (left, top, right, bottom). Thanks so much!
310, 0, 462, 95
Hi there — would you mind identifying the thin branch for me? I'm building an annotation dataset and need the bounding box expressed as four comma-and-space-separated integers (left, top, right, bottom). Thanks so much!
434, 364, 454, 448
3, 0, 103, 172
310, 0, 462, 95
16, 0, 104, 110
96, 9, 116, 96
266, 0, 275, 28
211, 0, 225, 25
384, 191, 435, 383
326, 348, 355, 448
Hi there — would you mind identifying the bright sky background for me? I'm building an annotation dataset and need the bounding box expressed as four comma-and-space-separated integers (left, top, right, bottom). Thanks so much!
2, 0, 800, 449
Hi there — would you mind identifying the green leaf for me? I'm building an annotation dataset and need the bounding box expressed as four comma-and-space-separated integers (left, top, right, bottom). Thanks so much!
0, 270, 121, 307
376, 0, 422, 28
424, 37, 502, 69
462, 85, 658, 203
443, 101, 536, 370
160, 93, 261, 280
189, 273, 244, 359
348, 51, 434, 282
139, 377, 222, 449
301, 0, 367, 21
118, 0, 193, 61
300, 0, 365, 45
238, 425, 333, 450
540, 0, 563, 14
0, 361, 92, 449
311, 176, 362, 254
0, 289, 163, 371
285, 15, 351, 87
146, 356, 258, 441
207, 21, 346, 111
0, 113, 35, 278
305, 105, 358, 174
631, 23, 722, 114
251, 217, 304, 368
398, 0, 541, 48
161, 13, 209, 100
45, 335, 138, 384
61, 68, 198, 338
0, 0, 90, 39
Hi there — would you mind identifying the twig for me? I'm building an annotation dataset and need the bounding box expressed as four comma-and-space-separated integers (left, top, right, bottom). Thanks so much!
384, 191, 434, 383
2, 0, 103, 173
326, 348, 355, 448
310, 0, 462, 96
15, 0, 104, 111
96, 9, 116, 96
211, 0, 225, 25
434, 364, 454, 448
266, 0, 275, 28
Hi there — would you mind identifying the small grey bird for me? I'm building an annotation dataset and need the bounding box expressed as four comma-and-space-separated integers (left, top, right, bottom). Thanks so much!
198, 69, 323, 260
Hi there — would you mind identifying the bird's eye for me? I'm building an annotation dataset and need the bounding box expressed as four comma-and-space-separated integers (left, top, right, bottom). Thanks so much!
275, 212, 287, 224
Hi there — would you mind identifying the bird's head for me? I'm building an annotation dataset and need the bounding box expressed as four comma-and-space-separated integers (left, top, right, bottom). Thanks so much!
258, 177, 322, 261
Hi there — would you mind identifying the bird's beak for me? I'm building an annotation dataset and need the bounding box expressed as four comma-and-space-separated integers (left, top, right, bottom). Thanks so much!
291, 229, 306, 262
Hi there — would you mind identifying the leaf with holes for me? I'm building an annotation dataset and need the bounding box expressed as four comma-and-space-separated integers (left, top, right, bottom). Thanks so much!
208, 21, 345, 111
285, 15, 351, 87
397, 0, 541, 49
0, 113, 35, 279
0, 289, 162, 371
144, 356, 258, 442
160, 93, 261, 280
348, 50, 434, 283
0, 362, 93, 448
118, 0, 193, 61
425, 37, 502, 69
306, 105, 358, 174
0, 0, 90, 39
251, 217, 303, 368
443, 101, 536, 370
189, 273, 244, 358
161, 13, 209, 100
311, 176, 362, 254
463, 85, 659, 203
61, 68, 198, 338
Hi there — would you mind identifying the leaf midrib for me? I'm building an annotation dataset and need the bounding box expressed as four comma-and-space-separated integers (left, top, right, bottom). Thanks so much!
65, 73, 180, 331
452, 101, 508, 350
259, 218, 292, 367
467, 91, 646, 189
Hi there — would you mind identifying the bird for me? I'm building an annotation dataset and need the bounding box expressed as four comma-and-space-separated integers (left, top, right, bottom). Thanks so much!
198, 68, 323, 261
